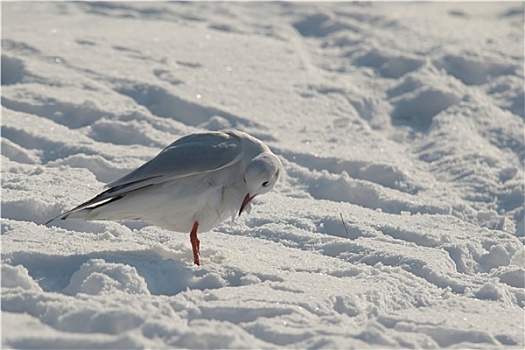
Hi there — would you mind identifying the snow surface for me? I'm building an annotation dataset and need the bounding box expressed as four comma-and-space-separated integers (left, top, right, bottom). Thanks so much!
1, 1, 524, 348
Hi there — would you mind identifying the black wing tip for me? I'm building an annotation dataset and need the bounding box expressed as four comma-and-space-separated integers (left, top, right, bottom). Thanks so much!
44, 218, 56, 226
44, 212, 69, 226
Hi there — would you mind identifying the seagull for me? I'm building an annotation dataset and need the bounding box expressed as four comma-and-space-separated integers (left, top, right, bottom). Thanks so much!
46, 130, 282, 266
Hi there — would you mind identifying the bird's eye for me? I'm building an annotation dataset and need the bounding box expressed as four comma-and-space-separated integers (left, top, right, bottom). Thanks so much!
262, 181, 269, 187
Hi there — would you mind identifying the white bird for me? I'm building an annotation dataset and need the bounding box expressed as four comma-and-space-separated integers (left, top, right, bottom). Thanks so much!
46, 130, 282, 266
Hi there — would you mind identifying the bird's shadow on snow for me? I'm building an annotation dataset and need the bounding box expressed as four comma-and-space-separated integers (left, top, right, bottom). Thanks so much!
4, 248, 203, 296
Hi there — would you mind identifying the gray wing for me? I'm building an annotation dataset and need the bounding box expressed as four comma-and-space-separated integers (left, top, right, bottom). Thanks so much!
45, 131, 243, 223
108, 131, 242, 188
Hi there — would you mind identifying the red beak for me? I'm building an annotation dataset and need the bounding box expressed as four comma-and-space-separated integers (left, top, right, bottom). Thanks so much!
239, 194, 254, 216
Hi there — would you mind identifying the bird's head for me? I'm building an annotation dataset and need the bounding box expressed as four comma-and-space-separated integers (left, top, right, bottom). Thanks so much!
239, 152, 282, 215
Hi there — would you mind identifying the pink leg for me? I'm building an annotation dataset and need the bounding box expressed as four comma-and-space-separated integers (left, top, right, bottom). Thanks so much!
190, 221, 200, 266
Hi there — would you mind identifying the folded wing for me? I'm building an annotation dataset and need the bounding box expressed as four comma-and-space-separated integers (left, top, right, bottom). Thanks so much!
46, 131, 243, 223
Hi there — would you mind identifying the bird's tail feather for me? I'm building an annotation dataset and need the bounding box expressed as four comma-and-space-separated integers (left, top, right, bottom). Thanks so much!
45, 195, 124, 225
62, 208, 94, 221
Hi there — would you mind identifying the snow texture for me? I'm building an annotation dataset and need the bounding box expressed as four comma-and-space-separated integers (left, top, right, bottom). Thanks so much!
2, 2, 524, 349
